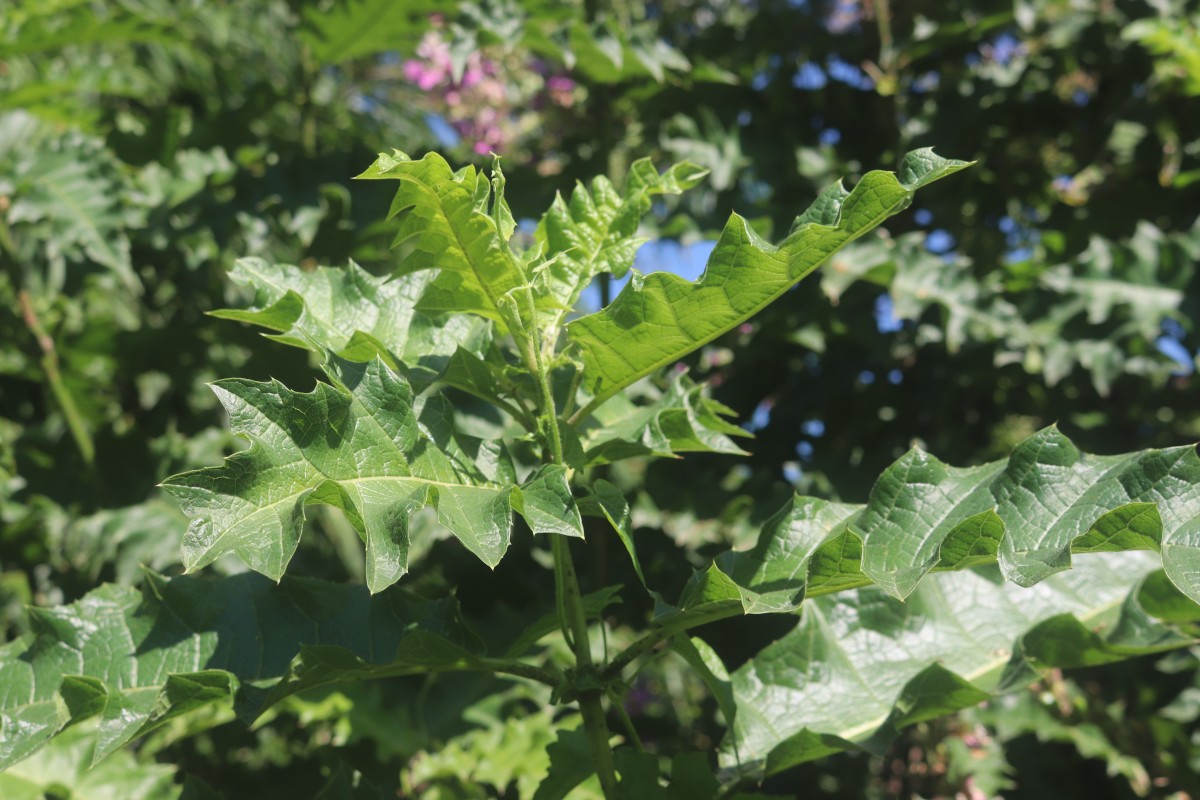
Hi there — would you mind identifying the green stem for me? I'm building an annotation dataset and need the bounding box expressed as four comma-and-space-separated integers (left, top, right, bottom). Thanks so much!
534, 329, 620, 799
18, 290, 95, 465
613, 695, 645, 752
491, 394, 537, 433
579, 690, 619, 797
552, 504, 620, 800
474, 657, 563, 688
560, 361, 584, 421
568, 394, 606, 428
602, 601, 743, 683
874, 0, 894, 75
534, 343, 565, 473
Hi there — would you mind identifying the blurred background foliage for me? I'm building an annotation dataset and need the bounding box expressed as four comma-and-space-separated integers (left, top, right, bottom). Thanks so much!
1, 0, 1199, 796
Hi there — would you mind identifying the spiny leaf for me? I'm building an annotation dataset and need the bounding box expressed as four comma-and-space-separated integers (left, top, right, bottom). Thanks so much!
582, 371, 748, 465
718, 553, 1193, 779
211, 257, 490, 374
356, 150, 527, 323
669, 427, 1200, 619
534, 157, 707, 317
161, 355, 581, 592
0, 571, 480, 771
0, 722, 180, 800
566, 149, 972, 414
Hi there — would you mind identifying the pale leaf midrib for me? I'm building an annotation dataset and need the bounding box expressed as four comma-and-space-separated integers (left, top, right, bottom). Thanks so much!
572, 181, 919, 415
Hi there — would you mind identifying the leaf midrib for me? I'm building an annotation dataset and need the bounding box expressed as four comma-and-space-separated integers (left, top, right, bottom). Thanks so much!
571, 184, 917, 418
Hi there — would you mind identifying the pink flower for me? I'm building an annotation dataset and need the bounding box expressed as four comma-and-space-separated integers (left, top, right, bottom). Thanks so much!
416, 32, 452, 72
403, 60, 425, 81
404, 58, 445, 91
473, 140, 492, 155
546, 75, 576, 106
481, 82, 506, 103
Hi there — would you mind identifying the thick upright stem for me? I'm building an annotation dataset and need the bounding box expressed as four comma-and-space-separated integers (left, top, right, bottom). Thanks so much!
535, 331, 620, 799
553, 535, 619, 798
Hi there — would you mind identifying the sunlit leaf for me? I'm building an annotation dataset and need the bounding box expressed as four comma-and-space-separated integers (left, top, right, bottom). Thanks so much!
162, 354, 582, 592
719, 553, 1191, 779
566, 149, 971, 414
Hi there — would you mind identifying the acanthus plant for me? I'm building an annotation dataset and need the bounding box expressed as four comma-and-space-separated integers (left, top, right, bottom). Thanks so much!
4, 148, 1200, 798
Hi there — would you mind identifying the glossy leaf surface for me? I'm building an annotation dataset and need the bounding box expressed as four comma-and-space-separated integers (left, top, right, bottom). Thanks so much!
720, 553, 1191, 779
566, 149, 972, 411
673, 427, 1200, 619
162, 355, 582, 592
212, 257, 490, 377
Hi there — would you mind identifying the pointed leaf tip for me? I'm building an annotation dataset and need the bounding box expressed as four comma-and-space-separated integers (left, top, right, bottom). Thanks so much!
567, 148, 971, 414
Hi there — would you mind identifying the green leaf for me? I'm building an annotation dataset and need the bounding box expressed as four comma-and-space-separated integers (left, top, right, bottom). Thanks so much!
405, 708, 570, 798
533, 725, 597, 800
212, 257, 490, 374
720, 554, 1192, 779
515, 465, 586, 538
531, 19, 692, 84
971, 685, 1153, 792
0, 5, 179, 60
566, 149, 972, 415
45, 497, 188, 585
356, 150, 527, 323
162, 355, 582, 592
671, 637, 738, 762
534, 157, 707, 316
835, 222, 1199, 394
584, 479, 647, 587
614, 747, 667, 798
673, 427, 1200, 615
0, 722, 180, 800
299, 0, 440, 65
0, 571, 479, 771
582, 371, 748, 465
2, 115, 143, 292
666, 752, 720, 800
